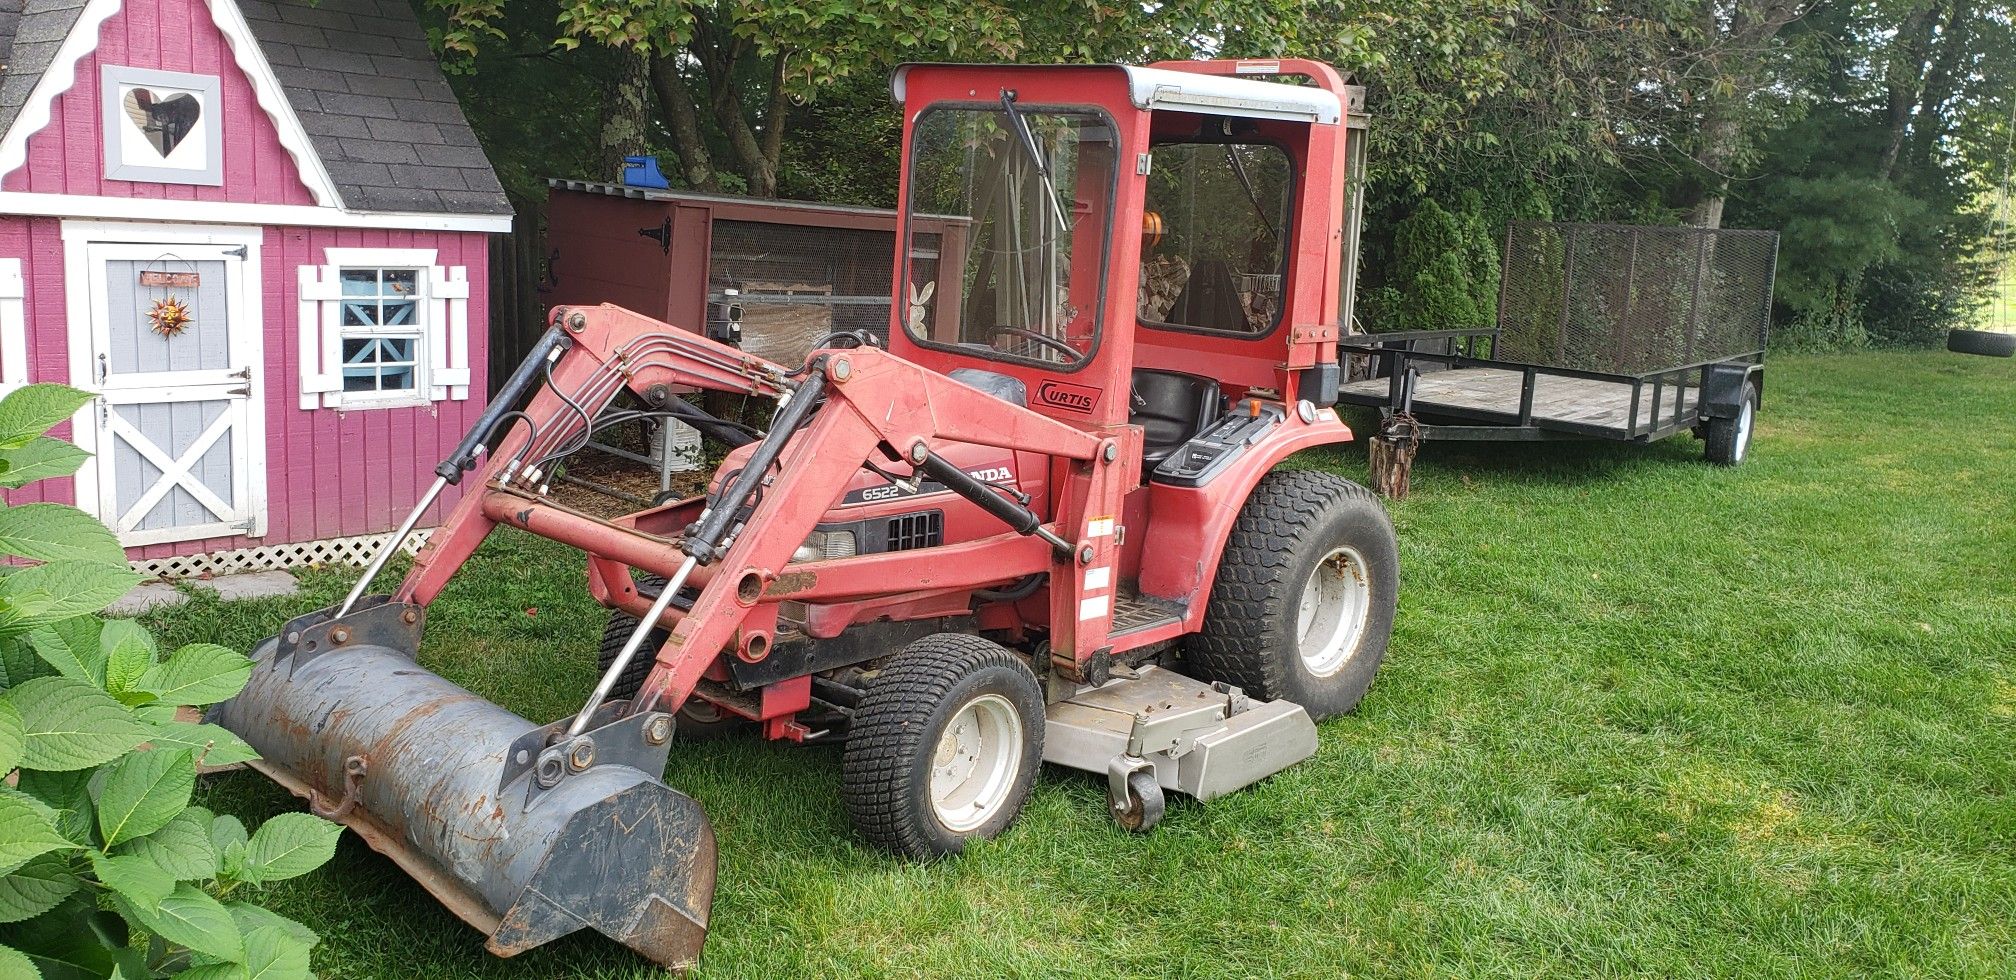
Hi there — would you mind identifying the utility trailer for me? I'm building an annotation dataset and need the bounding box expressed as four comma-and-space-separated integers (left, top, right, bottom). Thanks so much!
1337, 221, 1779, 495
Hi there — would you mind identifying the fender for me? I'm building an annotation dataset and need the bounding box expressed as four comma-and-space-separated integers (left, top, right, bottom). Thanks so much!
1699, 363, 1764, 419
1136, 408, 1355, 626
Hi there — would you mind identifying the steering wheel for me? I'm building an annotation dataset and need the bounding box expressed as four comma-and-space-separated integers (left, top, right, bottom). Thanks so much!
989, 325, 1080, 361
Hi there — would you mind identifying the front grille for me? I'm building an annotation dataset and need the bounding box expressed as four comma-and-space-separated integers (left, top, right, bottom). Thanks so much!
886, 511, 944, 551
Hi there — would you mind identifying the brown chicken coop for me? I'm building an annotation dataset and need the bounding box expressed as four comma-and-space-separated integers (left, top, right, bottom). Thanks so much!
540, 180, 966, 365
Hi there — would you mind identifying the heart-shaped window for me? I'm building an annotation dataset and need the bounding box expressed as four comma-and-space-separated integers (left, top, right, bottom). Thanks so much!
122, 88, 203, 159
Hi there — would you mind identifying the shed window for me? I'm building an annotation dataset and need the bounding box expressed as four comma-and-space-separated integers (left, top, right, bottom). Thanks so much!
298, 248, 471, 410
338, 268, 423, 397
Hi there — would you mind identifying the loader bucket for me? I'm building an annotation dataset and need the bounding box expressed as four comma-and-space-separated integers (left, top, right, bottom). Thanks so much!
209, 598, 716, 971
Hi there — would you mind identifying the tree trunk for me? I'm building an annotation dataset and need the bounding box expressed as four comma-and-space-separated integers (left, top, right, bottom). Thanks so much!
1905, 0, 1976, 173
1689, 106, 1742, 228
703, 50, 778, 197
1877, 2, 1939, 182
594, 49, 652, 183
1683, 0, 1810, 227
647, 55, 720, 192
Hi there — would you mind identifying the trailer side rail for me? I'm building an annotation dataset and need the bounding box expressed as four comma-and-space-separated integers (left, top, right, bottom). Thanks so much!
1339, 330, 1763, 441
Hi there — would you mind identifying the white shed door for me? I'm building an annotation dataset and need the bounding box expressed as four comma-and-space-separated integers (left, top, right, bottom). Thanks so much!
81, 241, 264, 546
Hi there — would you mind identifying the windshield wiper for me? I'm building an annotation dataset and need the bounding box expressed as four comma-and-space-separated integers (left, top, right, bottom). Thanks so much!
1224, 144, 1278, 241
999, 90, 1071, 231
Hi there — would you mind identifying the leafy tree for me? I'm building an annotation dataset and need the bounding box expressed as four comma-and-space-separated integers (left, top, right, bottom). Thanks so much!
1384, 197, 1501, 330
0, 384, 342, 980
420, 0, 2014, 348
431, 0, 1304, 198
1723, 0, 2014, 345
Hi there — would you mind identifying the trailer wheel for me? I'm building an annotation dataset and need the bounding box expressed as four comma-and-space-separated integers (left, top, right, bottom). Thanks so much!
598, 579, 744, 740
1183, 470, 1398, 721
1703, 382, 1758, 465
1948, 328, 2016, 357
841, 634, 1044, 859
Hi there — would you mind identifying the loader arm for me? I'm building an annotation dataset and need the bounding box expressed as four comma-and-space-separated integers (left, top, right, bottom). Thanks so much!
395, 304, 1137, 722
396, 306, 796, 609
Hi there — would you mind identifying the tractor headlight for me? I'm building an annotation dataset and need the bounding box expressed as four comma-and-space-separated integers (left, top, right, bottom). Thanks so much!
791, 528, 858, 563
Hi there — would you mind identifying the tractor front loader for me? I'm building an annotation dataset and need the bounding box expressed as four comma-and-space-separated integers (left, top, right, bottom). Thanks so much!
213, 58, 1397, 972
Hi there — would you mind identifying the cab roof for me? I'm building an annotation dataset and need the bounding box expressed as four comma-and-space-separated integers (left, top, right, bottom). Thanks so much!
891, 63, 1341, 125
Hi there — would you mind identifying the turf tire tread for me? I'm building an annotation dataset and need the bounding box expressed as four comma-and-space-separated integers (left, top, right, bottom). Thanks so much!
841, 634, 1038, 860
597, 575, 668, 702
1185, 469, 1380, 702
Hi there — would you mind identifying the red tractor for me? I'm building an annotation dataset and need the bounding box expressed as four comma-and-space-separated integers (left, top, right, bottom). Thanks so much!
216, 58, 1396, 971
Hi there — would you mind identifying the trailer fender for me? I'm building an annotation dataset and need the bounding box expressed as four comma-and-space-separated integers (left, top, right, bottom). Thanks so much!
1136, 411, 1355, 624
1700, 363, 1763, 419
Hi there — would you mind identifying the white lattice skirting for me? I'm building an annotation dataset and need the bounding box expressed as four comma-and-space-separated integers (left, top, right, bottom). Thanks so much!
130, 529, 435, 579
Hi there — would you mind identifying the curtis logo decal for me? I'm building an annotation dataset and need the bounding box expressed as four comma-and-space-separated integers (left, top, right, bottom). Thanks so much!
1036, 380, 1100, 414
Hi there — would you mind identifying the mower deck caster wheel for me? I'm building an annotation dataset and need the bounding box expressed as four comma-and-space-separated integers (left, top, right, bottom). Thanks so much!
1109, 770, 1164, 833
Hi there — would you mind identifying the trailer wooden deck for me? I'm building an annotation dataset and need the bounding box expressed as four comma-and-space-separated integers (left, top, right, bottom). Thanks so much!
1337, 367, 1699, 435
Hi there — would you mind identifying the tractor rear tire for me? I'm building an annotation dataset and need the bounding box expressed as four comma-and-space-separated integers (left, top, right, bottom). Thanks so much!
841, 634, 1044, 859
597, 577, 744, 740
1183, 470, 1398, 721
1703, 382, 1758, 466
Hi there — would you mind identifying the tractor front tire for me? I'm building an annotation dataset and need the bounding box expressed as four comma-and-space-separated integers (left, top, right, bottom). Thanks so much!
841, 634, 1044, 859
598, 578, 744, 740
1183, 470, 1399, 721
1703, 382, 1758, 466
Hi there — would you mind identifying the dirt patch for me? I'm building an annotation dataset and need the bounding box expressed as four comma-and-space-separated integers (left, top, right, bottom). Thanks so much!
547, 447, 709, 520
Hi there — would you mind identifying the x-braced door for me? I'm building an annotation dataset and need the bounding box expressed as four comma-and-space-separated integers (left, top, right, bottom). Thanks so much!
81, 240, 265, 546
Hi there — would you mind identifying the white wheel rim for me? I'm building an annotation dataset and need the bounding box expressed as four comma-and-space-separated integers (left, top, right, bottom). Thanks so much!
1297, 546, 1373, 677
929, 693, 1023, 833
1734, 399, 1754, 461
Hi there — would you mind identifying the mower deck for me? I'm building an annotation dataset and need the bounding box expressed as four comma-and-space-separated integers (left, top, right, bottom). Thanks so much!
1043, 664, 1318, 805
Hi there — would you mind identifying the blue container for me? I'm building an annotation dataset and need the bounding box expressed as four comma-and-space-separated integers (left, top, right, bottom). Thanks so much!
622, 155, 670, 189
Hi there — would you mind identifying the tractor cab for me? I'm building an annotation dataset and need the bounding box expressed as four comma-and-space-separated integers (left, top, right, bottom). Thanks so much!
887, 60, 1369, 474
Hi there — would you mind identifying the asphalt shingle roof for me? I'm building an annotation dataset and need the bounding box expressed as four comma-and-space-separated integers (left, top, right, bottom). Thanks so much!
241, 0, 509, 215
0, 0, 510, 217
0, 0, 88, 149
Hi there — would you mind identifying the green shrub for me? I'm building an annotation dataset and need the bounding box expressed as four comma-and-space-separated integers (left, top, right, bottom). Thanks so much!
1386, 196, 1501, 331
0, 384, 340, 980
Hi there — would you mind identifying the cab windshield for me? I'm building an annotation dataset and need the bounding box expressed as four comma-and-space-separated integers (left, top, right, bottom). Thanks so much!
903, 105, 1116, 368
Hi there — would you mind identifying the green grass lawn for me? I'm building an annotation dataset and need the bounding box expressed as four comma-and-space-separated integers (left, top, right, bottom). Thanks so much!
147, 351, 2016, 979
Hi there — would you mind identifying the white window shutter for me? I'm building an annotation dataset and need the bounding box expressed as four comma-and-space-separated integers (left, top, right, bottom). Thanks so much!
0, 258, 25, 394
298, 264, 344, 409
428, 265, 472, 400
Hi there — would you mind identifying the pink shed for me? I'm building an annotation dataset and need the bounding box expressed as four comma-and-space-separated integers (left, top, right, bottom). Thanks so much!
0, 0, 512, 571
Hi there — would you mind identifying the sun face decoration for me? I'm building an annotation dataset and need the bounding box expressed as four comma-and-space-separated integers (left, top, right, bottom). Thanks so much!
147, 295, 193, 338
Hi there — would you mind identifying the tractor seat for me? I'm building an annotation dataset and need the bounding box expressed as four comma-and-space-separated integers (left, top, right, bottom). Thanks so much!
1131, 369, 1223, 470
948, 367, 1028, 407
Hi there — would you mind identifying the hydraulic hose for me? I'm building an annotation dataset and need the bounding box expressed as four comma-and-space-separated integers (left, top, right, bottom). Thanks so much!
438, 325, 571, 485
662, 396, 758, 448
